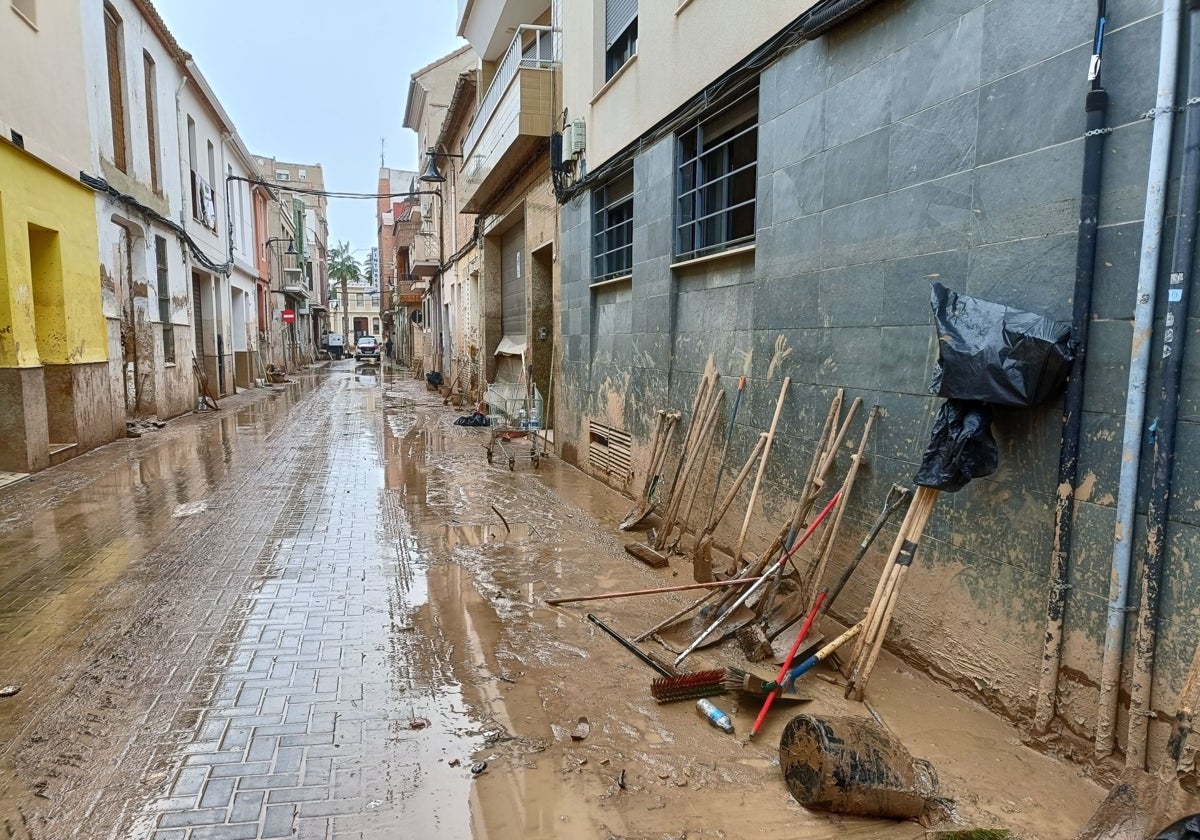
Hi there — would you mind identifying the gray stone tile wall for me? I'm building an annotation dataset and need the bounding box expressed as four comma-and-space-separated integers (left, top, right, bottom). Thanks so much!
556, 0, 1200, 750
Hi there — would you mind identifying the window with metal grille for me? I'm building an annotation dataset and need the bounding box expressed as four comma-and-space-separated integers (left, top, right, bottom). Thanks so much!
605, 0, 637, 80
675, 87, 758, 261
103, 3, 127, 172
144, 51, 159, 192
156, 236, 175, 363
592, 170, 633, 280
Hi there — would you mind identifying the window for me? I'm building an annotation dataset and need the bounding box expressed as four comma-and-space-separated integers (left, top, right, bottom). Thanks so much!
676, 87, 758, 261
11, 0, 37, 27
186, 116, 196, 169
156, 236, 175, 363
275, 169, 290, 181
103, 3, 127, 172
356, 293, 364, 307
605, 0, 637, 80
206, 140, 215, 187
593, 170, 633, 280
298, 168, 307, 181
144, 51, 159, 192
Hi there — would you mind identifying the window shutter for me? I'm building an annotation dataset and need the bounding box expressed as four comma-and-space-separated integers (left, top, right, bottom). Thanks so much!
104, 6, 127, 172
144, 53, 159, 191
605, 0, 637, 48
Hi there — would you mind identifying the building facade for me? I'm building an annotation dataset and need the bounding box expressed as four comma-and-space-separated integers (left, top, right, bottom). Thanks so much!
452, 0, 559, 415
555, 0, 1200, 771
1, 0, 117, 474
256, 157, 329, 370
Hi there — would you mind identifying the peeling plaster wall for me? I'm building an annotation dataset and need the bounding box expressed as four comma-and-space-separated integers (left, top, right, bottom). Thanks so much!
558, 0, 1200, 766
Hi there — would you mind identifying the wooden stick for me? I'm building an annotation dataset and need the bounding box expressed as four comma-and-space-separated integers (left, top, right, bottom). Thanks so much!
704, 433, 768, 537
805, 406, 878, 612
670, 389, 727, 550
637, 411, 668, 505
845, 486, 939, 697
802, 390, 842, 498
851, 488, 938, 697
660, 383, 723, 545
633, 588, 723, 643
545, 575, 764, 606
732, 376, 791, 565
844, 492, 924, 675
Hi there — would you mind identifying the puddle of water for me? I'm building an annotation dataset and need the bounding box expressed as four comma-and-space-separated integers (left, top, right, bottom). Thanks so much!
443, 523, 534, 549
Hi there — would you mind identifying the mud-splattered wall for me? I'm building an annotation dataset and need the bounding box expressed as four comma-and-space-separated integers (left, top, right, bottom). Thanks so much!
558, 0, 1198, 767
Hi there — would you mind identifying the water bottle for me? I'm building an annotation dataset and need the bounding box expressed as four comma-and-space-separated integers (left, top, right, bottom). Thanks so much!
529, 406, 541, 429
517, 408, 528, 429
696, 698, 734, 734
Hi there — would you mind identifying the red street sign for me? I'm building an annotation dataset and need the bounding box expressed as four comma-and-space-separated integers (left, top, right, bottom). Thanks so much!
281, 309, 296, 324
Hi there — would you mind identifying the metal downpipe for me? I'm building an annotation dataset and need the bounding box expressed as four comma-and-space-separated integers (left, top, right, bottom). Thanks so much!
1126, 0, 1200, 770
1033, 2, 1112, 734
1095, 0, 1183, 757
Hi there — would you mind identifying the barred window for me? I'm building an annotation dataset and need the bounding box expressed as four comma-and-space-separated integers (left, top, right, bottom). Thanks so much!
592, 170, 633, 281
675, 88, 758, 261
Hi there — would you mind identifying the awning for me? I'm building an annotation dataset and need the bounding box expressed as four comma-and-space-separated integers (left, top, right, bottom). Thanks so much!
494, 335, 527, 356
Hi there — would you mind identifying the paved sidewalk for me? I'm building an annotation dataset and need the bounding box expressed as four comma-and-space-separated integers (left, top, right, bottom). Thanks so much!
0, 365, 478, 840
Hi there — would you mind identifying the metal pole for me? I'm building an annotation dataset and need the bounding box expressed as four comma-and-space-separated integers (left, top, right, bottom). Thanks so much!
1094, 0, 1182, 755
1033, 0, 1115, 734
1127, 0, 1200, 769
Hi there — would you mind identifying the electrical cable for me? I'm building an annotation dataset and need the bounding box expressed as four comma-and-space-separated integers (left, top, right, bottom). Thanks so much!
80, 171, 233, 275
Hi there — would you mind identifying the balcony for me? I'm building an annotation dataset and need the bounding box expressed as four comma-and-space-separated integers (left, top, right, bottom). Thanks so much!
458, 0, 548, 61
459, 24, 557, 214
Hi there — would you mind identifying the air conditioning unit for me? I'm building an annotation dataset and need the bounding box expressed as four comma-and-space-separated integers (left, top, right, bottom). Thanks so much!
570, 118, 586, 155
297, 302, 311, 315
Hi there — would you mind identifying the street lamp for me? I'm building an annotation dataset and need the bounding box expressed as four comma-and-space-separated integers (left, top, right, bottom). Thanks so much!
419, 148, 465, 184
264, 236, 297, 255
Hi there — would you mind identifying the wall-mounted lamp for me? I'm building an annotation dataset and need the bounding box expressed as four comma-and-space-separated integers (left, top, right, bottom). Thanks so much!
264, 236, 298, 256
419, 148, 465, 184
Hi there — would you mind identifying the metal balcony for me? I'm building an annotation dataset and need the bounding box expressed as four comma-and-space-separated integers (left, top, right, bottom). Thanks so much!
459, 24, 557, 214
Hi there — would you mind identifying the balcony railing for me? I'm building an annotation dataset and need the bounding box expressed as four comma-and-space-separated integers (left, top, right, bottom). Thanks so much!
462, 24, 556, 159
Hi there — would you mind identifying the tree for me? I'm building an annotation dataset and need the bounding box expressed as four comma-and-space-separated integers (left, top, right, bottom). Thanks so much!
328, 241, 361, 340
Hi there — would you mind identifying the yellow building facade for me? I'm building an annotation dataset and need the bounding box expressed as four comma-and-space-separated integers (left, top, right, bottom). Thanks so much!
0, 140, 114, 474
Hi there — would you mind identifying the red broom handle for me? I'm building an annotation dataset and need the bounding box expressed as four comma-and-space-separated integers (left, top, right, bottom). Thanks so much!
751, 587, 828, 738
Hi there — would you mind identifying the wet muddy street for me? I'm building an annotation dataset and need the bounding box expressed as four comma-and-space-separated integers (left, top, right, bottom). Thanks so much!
0, 362, 1103, 839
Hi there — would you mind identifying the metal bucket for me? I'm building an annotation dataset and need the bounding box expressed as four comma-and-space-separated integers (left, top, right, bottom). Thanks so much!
779, 714, 938, 820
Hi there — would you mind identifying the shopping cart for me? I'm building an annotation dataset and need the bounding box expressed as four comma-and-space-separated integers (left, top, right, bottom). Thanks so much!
484, 382, 544, 470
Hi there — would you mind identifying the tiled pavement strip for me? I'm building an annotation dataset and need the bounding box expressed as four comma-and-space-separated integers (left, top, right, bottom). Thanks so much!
0, 367, 477, 839
132, 371, 475, 839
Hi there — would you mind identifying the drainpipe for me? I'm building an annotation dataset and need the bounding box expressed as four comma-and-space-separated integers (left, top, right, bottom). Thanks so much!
1033, 0, 1112, 734
175, 77, 190, 227
1096, 0, 1183, 758
1127, 0, 1200, 770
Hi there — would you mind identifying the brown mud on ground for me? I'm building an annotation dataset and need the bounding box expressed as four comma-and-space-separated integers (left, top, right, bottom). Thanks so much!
0, 363, 1102, 839
383, 374, 1103, 840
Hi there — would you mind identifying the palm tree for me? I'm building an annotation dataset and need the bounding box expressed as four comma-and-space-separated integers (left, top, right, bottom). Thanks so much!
328, 241, 361, 341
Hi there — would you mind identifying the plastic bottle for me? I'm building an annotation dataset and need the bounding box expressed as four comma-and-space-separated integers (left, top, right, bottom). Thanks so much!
696, 698, 734, 734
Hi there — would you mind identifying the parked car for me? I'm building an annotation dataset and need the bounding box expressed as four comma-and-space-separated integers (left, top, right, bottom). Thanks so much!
355, 336, 380, 362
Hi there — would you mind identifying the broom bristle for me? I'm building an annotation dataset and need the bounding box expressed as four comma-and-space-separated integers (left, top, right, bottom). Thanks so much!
650, 669, 727, 703
722, 666, 778, 695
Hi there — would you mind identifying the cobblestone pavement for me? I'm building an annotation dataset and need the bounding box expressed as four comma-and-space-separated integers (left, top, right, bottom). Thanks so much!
0, 363, 480, 839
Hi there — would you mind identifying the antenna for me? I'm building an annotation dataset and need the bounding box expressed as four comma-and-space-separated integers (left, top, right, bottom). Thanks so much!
380, 137, 385, 167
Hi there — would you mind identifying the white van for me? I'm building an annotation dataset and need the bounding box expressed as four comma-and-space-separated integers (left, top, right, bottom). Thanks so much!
325, 333, 346, 359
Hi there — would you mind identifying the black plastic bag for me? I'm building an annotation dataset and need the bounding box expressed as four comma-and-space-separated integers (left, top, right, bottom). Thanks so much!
453, 412, 490, 427
914, 400, 998, 492
426, 371, 443, 387
1155, 815, 1200, 840
928, 283, 1072, 408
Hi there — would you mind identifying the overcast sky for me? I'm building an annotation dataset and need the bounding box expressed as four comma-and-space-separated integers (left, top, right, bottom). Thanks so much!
154, 0, 465, 259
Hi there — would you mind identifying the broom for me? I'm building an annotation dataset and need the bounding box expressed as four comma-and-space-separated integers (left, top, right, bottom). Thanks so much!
587, 614, 728, 702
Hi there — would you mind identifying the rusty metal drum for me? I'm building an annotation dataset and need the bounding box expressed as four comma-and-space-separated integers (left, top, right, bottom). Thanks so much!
779, 714, 939, 820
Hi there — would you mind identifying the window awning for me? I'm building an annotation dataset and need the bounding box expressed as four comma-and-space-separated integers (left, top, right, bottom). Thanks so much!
494, 335, 527, 356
